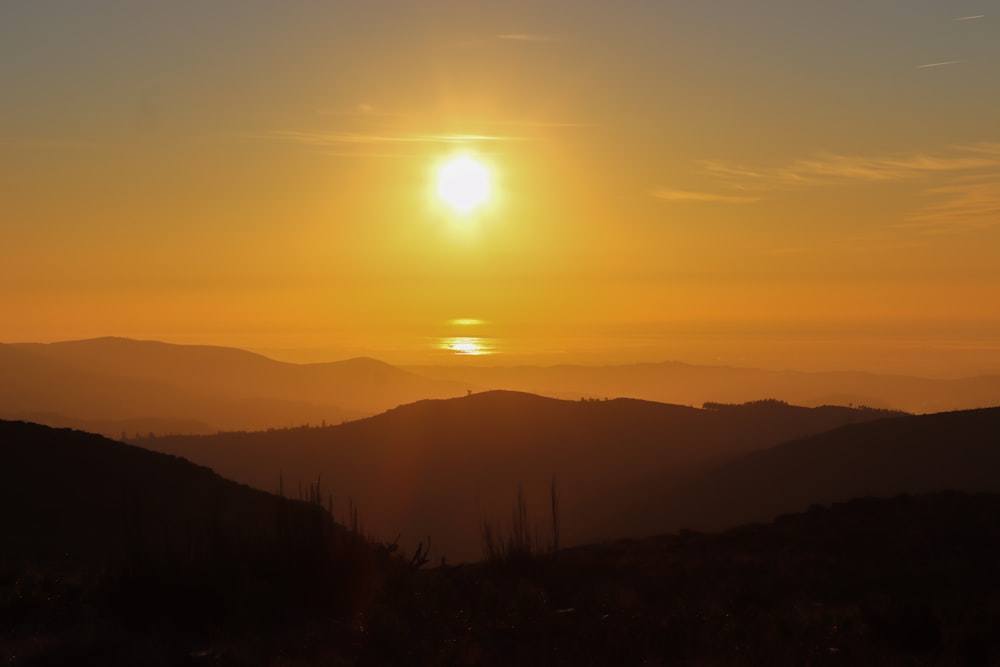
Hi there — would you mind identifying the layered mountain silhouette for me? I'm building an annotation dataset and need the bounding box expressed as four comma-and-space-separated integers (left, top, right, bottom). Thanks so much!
1, 419, 385, 658
8, 416, 1000, 663
0, 419, 336, 562
0, 338, 471, 435
578, 404, 1000, 543
4, 338, 998, 443
406, 361, 1000, 414
7, 336, 998, 565
140, 391, 906, 562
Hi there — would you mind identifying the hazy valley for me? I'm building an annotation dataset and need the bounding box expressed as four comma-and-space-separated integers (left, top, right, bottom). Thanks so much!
3, 338, 999, 439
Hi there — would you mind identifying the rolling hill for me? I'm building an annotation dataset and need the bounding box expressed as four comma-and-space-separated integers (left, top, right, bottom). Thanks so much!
578, 405, 1000, 543
9, 418, 1000, 664
0, 419, 334, 562
139, 391, 902, 562
0, 419, 383, 661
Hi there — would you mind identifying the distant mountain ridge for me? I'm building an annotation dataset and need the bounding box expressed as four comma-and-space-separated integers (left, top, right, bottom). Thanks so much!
0, 337, 473, 435
405, 361, 1000, 414
579, 405, 1000, 543
5, 336, 998, 438
141, 390, 904, 562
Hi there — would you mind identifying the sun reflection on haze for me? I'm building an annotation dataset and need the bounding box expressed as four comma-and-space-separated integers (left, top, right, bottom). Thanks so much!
439, 337, 494, 356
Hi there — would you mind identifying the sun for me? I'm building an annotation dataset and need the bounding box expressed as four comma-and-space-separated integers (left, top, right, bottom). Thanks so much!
436, 155, 492, 214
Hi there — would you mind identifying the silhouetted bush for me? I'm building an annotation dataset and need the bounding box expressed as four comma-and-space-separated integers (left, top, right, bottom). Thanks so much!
481, 477, 561, 571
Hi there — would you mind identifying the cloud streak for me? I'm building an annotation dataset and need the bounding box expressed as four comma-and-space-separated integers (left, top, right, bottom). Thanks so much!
651, 188, 760, 204
0, 136, 103, 149
900, 177, 1000, 233
268, 130, 522, 147
700, 146, 1000, 189
917, 60, 965, 69
691, 143, 1000, 233
319, 103, 410, 119
268, 107, 588, 155
497, 33, 564, 43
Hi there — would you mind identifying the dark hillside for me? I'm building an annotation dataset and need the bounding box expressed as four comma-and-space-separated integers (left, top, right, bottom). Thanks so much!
366, 492, 1000, 666
141, 392, 901, 561
583, 405, 1000, 541
0, 420, 334, 561
6, 420, 999, 664
0, 420, 382, 662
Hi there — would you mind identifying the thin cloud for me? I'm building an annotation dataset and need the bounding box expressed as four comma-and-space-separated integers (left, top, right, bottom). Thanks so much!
959, 142, 1000, 157
701, 146, 1000, 190
698, 143, 1000, 234
917, 60, 965, 69
319, 103, 410, 119
484, 119, 596, 129
651, 188, 760, 204
0, 136, 103, 149
268, 130, 521, 146
900, 178, 1000, 233
497, 33, 564, 43
953, 14, 985, 21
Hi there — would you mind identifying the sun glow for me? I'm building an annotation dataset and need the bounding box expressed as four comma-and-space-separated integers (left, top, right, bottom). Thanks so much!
435, 155, 492, 213
440, 336, 493, 356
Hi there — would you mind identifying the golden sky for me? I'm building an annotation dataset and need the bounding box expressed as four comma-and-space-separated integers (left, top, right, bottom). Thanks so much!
2, 1, 999, 373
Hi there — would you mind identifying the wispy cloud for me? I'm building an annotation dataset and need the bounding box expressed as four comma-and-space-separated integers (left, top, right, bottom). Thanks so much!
497, 33, 564, 43
268, 105, 584, 155
953, 14, 985, 21
694, 143, 1000, 233
900, 177, 1000, 233
482, 119, 595, 130
0, 136, 103, 149
917, 59, 965, 69
701, 146, 1000, 189
268, 130, 521, 147
318, 103, 410, 119
651, 188, 760, 204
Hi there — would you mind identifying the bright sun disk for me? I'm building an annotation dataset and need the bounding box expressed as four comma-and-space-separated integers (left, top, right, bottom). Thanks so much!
436, 156, 491, 213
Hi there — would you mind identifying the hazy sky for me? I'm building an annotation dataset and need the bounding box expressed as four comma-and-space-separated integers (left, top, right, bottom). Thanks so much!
3, 1, 999, 372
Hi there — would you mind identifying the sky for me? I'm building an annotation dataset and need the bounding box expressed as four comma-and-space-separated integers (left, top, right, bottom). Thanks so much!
2, 1, 999, 374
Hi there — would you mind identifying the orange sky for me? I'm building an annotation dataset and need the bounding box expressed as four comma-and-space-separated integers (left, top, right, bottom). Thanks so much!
2, 2, 999, 374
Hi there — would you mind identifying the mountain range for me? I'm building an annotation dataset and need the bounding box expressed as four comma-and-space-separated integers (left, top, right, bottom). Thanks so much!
140, 391, 913, 562
0, 337, 469, 435
406, 360, 1000, 413
6, 416, 1000, 665
3, 337, 999, 440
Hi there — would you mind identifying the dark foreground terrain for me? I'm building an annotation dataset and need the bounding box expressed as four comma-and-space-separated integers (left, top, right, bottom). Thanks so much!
4, 420, 1000, 665
5, 491, 1000, 665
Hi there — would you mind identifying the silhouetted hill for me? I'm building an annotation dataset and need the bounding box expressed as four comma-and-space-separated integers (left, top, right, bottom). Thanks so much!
139, 391, 900, 562
1, 420, 389, 660
0, 338, 471, 434
582, 405, 1000, 542
0, 420, 334, 562
406, 361, 1000, 413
